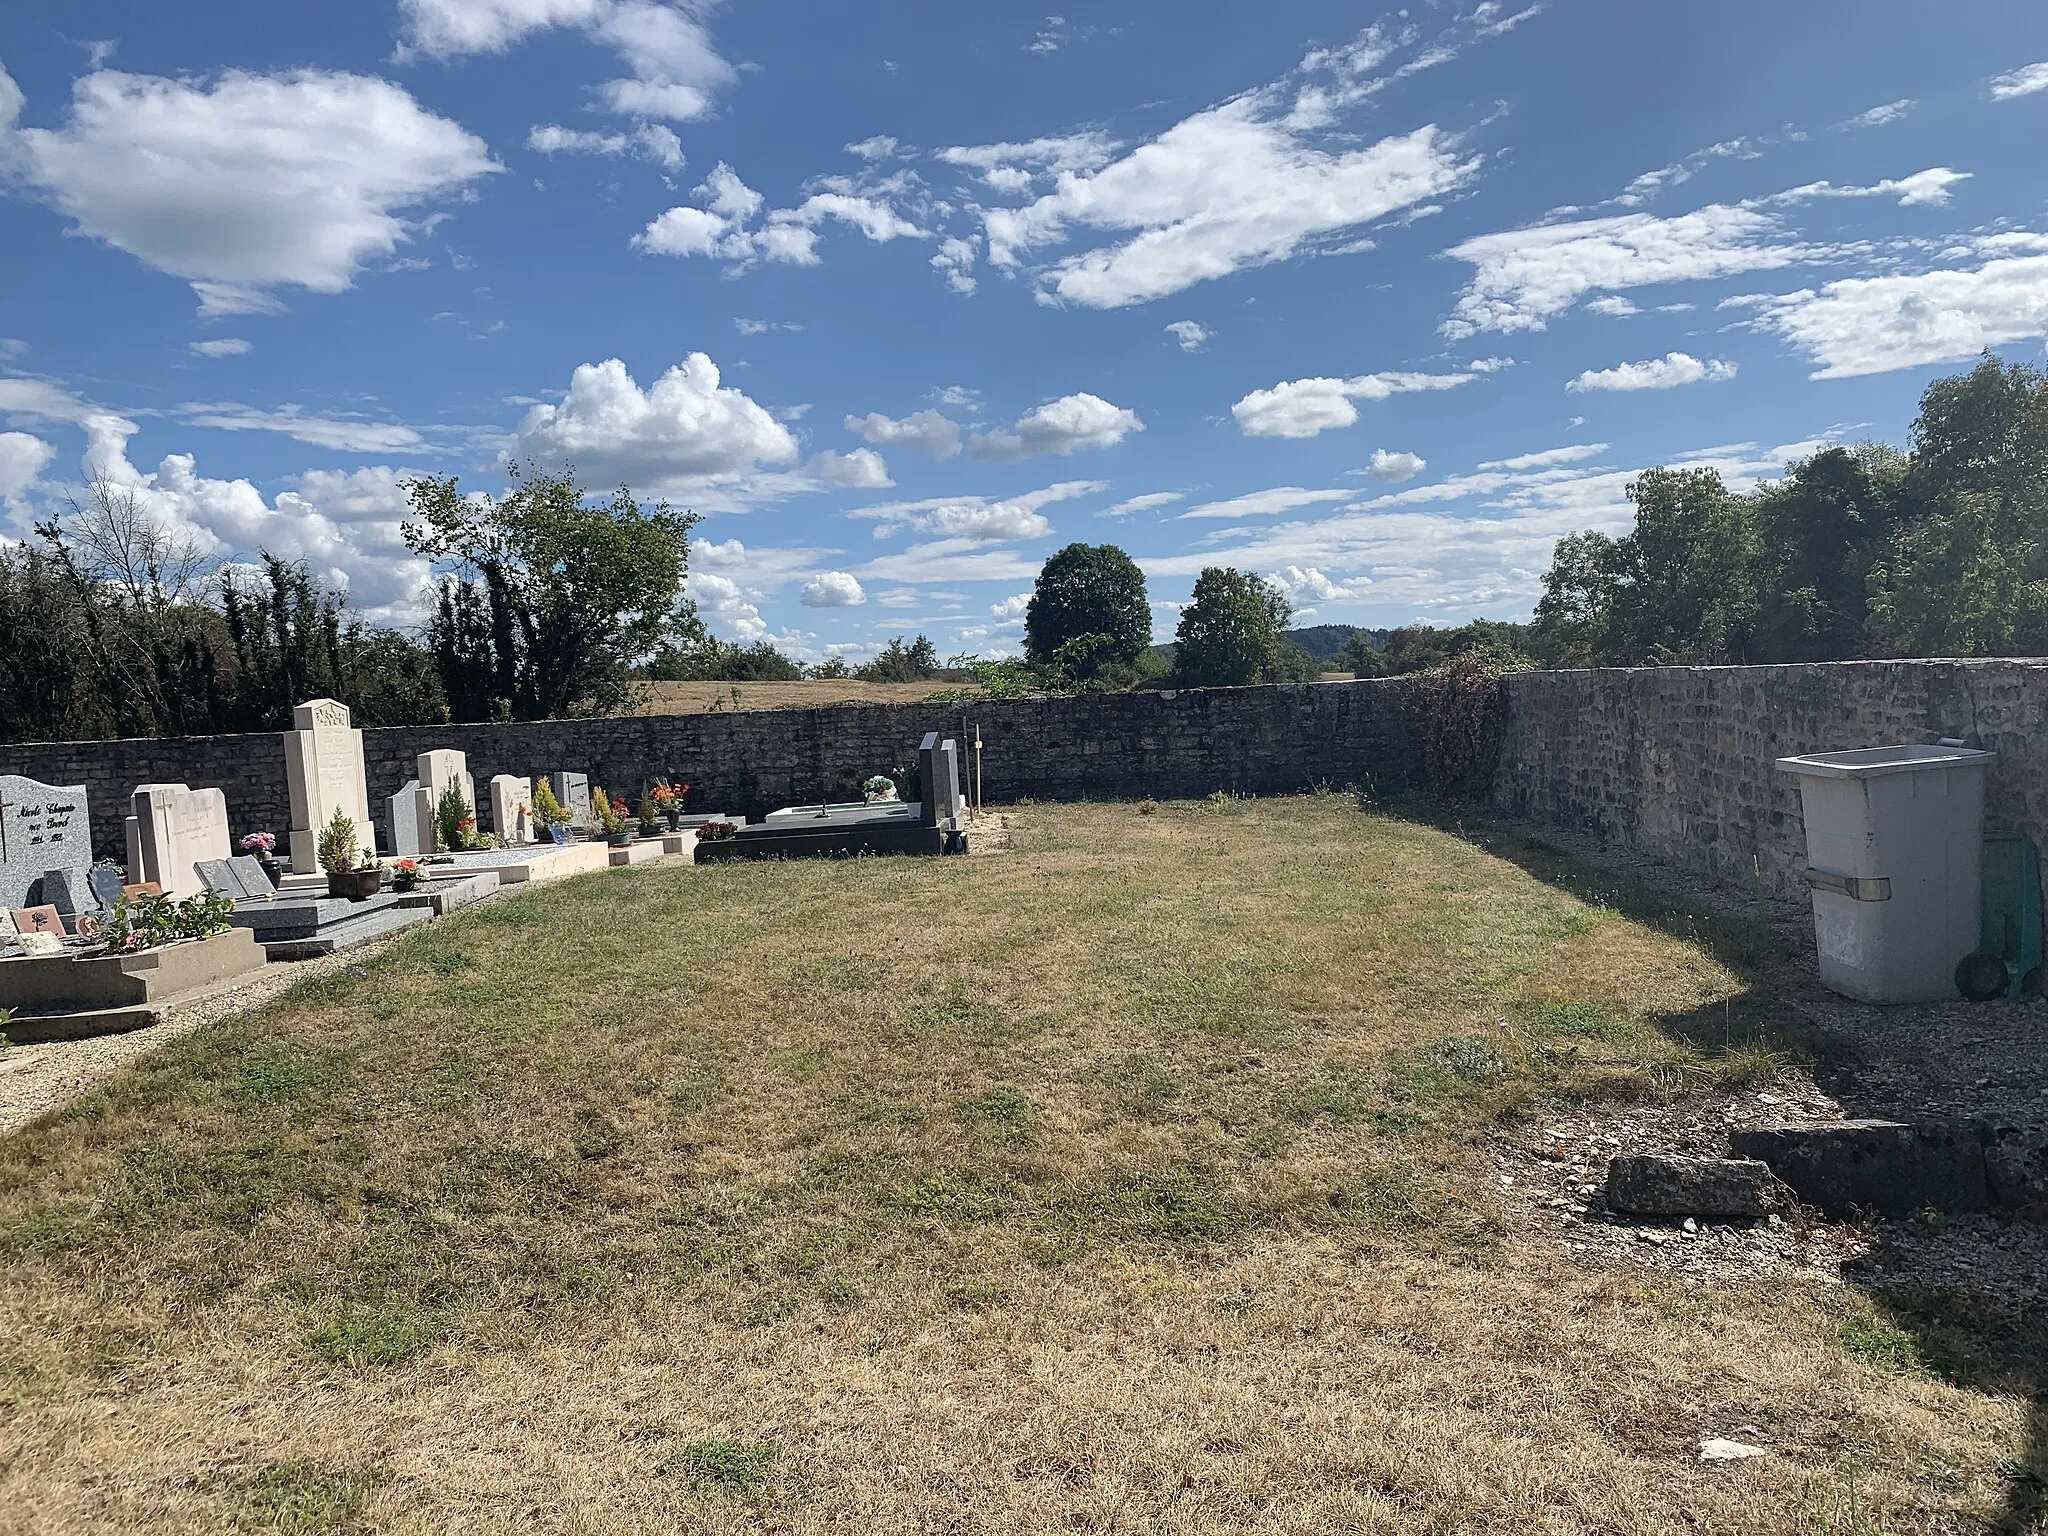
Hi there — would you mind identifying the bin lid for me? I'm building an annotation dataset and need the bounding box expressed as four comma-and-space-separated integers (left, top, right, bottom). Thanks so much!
1774, 743, 1996, 779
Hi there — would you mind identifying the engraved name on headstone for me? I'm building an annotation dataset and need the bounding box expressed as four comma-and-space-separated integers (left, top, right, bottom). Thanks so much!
0, 774, 92, 912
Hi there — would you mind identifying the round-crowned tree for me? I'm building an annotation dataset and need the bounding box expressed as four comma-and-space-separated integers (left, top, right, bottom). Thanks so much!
1173, 567, 1291, 686
1023, 543, 1152, 671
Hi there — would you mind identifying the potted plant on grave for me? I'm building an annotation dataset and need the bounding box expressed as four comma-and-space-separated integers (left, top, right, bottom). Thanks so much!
533, 777, 572, 844
239, 831, 284, 887
695, 819, 737, 843
637, 790, 664, 839
591, 788, 634, 847
435, 783, 480, 853
863, 774, 901, 804
391, 858, 424, 893
650, 778, 690, 830
318, 809, 382, 900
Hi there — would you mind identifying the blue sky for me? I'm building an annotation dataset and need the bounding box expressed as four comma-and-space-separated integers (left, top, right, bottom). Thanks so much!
3, 1, 2047, 659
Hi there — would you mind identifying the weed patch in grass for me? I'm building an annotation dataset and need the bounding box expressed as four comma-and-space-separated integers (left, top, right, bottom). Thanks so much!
306, 1304, 444, 1367
229, 1459, 387, 1532
661, 1439, 788, 1498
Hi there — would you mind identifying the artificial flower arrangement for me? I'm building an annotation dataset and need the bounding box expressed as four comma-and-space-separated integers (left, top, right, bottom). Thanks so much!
591, 787, 633, 843
392, 858, 424, 892
863, 774, 900, 804
533, 777, 570, 840
694, 820, 738, 842
239, 831, 276, 856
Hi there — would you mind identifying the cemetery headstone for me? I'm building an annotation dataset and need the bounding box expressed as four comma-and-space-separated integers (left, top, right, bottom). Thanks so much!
284, 698, 377, 874
937, 739, 965, 828
551, 772, 591, 831
490, 775, 534, 845
196, 857, 275, 901
387, 780, 424, 858
918, 733, 941, 827
130, 782, 232, 899
417, 750, 475, 852
88, 865, 127, 910
0, 774, 92, 913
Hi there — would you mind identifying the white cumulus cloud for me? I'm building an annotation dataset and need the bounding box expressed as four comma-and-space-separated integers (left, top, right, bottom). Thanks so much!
1566, 352, 1738, 392
969, 393, 1141, 462
0, 61, 498, 315
0, 431, 56, 507
1368, 448, 1426, 483
1165, 320, 1210, 352
188, 338, 253, 358
845, 408, 961, 459
800, 571, 866, 607
635, 163, 928, 270
1232, 370, 1478, 439
514, 354, 799, 492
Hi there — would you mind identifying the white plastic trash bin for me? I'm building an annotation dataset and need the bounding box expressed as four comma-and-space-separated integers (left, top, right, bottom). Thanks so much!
1775, 743, 1995, 1004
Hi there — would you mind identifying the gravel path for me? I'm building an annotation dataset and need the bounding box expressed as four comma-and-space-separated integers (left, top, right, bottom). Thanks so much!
0, 939, 398, 1138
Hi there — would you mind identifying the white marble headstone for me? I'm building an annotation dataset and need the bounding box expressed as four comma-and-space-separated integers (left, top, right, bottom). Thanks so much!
489, 775, 534, 845
416, 750, 474, 852
284, 697, 377, 874
129, 782, 231, 899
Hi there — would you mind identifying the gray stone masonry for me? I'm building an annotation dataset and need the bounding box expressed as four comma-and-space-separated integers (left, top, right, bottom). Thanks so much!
7, 660, 2048, 909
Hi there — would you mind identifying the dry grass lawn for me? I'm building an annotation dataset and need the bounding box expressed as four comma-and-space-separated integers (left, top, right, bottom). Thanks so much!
0, 796, 2033, 1533
633, 679, 974, 715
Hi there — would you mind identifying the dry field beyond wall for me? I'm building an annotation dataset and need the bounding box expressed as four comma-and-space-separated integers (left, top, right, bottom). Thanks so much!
633, 679, 975, 714
0, 797, 2034, 1533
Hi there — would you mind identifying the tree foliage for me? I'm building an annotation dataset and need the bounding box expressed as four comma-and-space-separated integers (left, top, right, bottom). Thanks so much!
2, 476, 443, 743
1173, 567, 1293, 686
1024, 543, 1152, 677
856, 634, 941, 682
404, 463, 702, 720
1533, 357, 2048, 667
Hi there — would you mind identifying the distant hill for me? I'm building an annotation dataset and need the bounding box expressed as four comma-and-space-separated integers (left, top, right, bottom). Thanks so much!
1285, 624, 1384, 662
1149, 626, 1387, 672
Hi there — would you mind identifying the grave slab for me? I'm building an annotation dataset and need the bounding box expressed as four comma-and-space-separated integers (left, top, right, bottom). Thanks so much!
608, 840, 667, 867
284, 698, 377, 874
0, 928, 265, 1014
0, 774, 91, 912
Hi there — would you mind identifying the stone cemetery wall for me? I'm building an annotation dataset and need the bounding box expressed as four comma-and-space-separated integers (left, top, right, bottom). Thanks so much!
7, 659, 2047, 905
1492, 659, 2048, 902
0, 683, 1428, 859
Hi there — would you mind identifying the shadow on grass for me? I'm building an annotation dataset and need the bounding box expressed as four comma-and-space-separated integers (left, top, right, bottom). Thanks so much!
1397, 794, 2048, 1531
